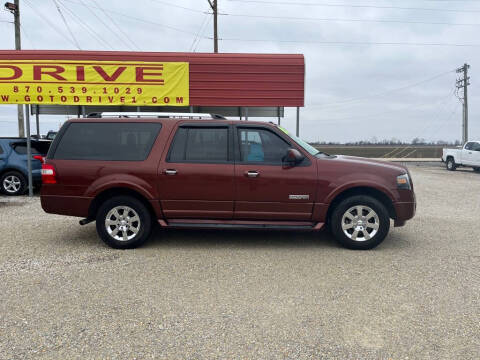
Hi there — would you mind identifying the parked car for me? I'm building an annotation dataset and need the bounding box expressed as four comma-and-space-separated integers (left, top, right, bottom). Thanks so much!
0, 138, 51, 195
40, 113, 416, 250
442, 141, 480, 172
45, 131, 57, 141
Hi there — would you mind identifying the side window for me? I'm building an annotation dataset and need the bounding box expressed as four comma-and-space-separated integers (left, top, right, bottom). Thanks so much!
238, 128, 290, 164
0, 144, 3, 155
168, 127, 229, 163
472, 142, 480, 152
465, 142, 474, 150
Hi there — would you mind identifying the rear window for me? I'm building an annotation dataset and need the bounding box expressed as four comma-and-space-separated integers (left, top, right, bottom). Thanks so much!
13, 144, 41, 155
53, 122, 162, 161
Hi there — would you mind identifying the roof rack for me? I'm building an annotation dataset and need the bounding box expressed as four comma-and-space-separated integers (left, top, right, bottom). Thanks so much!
87, 112, 227, 120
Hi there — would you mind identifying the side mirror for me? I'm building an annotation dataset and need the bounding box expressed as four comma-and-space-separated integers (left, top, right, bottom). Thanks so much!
283, 148, 304, 167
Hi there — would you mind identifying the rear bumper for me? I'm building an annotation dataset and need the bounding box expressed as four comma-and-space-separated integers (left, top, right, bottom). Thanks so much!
41, 195, 92, 217
393, 201, 416, 227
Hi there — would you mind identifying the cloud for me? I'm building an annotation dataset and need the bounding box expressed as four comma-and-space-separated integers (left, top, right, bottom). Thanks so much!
0, 0, 478, 142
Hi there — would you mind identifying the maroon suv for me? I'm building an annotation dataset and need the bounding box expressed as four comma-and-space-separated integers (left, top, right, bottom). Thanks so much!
41, 113, 416, 250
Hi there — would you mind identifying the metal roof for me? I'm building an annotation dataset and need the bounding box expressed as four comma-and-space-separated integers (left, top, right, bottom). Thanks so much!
0, 50, 305, 107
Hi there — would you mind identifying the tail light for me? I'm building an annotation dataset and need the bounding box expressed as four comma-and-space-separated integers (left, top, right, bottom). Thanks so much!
33, 155, 45, 163
41, 164, 57, 184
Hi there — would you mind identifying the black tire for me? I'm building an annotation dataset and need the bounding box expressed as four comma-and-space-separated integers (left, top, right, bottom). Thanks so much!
446, 157, 457, 171
0, 171, 27, 196
330, 195, 390, 250
95, 195, 152, 249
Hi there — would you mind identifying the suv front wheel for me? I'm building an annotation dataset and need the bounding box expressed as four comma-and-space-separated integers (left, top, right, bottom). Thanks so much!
330, 195, 390, 250
96, 196, 152, 249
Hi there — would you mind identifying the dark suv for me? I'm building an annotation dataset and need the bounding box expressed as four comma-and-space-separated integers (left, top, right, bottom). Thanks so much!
41, 113, 416, 250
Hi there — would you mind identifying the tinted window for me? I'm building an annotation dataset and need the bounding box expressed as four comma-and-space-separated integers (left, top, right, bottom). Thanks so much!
13, 144, 41, 155
168, 127, 228, 162
53, 122, 161, 161
471, 142, 480, 151
238, 128, 290, 164
0, 144, 3, 155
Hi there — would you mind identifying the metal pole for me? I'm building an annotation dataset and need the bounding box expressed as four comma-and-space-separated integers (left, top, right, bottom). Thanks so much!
35, 105, 40, 137
207, 0, 218, 53
81, 105, 86, 118
464, 63, 469, 143
25, 104, 33, 197
277, 107, 281, 125
245, 107, 248, 121
13, 0, 25, 137
213, 0, 218, 53
296, 107, 300, 137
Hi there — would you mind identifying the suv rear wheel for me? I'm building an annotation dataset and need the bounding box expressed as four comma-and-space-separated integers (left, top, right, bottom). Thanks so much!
0, 171, 26, 196
96, 196, 152, 249
330, 195, 390, 250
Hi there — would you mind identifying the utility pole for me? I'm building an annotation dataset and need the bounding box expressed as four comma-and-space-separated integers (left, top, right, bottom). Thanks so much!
456, 63, 470, 144
207, 0, 218, 53
5, 1, 25, 137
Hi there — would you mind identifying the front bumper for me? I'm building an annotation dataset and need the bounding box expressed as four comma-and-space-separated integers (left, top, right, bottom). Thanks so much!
393, 201, 416, 227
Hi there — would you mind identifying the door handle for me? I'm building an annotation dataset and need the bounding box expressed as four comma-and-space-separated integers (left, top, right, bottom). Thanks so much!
246, 170, 259, 178
164, 169, 177, 176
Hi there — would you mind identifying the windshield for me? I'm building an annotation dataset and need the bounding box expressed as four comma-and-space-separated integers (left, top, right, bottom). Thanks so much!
278, 126, 325, 156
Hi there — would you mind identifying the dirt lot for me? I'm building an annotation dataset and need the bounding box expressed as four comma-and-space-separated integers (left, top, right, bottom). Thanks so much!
0, 164, 479, 359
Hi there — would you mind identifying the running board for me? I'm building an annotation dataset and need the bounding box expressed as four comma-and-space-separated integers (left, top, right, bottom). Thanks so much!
159, 219, 324, 231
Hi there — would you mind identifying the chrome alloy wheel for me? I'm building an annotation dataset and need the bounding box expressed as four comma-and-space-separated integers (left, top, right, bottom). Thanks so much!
3, 175, 21, 193
341, 205, 380, 242
105, 206, 141, 242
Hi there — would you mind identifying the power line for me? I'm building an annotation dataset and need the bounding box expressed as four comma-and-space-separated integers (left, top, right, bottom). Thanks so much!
77, 0, 135, 51
221, 13, 480, 27
148, 0, 206, 14
51, 0, 82, 49
23, 0, 80, 48
190, 11, 211, 51
310, 70, 455, 108
225, 0, 480, 13
20, 23, 35, 49
220, 38, 480, 47
194, 16, 212, 51
57, 0, 114, 49
62, 0, 208, 38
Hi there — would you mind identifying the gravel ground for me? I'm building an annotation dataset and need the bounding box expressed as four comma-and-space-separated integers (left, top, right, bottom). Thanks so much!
0, 165, 479, 359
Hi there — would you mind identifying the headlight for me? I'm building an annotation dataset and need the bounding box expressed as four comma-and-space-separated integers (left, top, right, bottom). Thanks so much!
396, 173, 411, 190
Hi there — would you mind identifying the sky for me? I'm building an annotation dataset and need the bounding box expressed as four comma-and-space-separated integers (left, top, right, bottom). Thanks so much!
0, 0, 479, 143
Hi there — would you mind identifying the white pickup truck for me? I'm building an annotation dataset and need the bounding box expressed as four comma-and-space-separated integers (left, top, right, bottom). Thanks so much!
442, 141, 480, 172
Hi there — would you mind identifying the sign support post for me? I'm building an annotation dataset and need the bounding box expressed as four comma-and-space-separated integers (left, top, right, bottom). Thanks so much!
24, 104, 33, 197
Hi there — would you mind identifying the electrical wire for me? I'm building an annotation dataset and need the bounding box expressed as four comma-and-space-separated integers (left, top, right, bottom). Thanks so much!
190, 12, 211, 51
51, 0, 82, 49
62, 0, 208, 38
221, 13, 480, 27
310, 70, 455, 108
23, 0, 80, 48
148, 0, 206, 14
225, 0, 480, 13
57, 0, 114, 49
20, 23, 35, 49
92, 1, 141, 51
77, 0, 135, 51
219, 38, 480, 47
